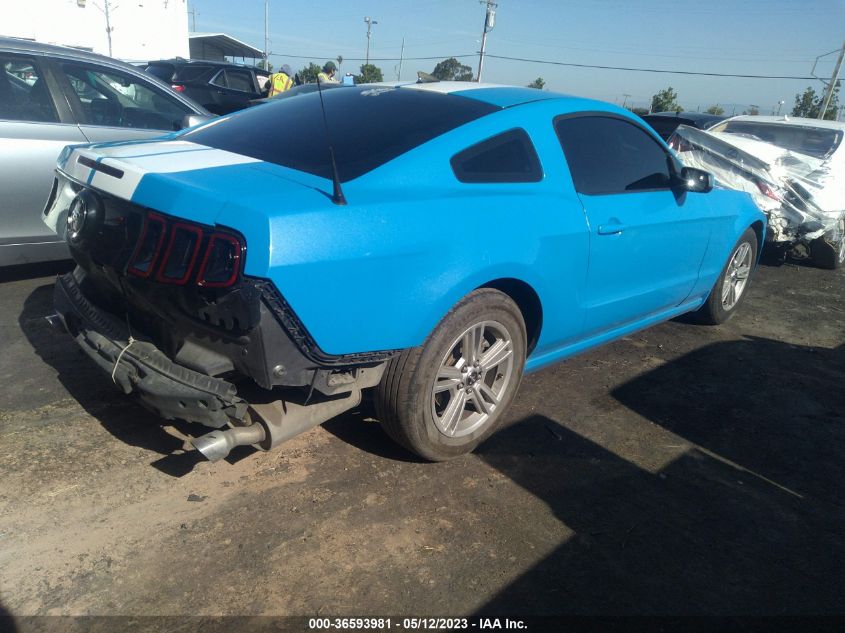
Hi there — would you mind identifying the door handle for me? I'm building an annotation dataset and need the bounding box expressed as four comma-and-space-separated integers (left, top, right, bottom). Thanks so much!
597, 223, 626, 235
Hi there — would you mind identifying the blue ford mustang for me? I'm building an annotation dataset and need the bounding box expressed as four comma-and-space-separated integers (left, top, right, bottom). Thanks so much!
43, 82, 765, 462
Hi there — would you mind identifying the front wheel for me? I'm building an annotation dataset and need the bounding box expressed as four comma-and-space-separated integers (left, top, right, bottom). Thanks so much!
375, 289, 527, 461
698, 227, 758, 325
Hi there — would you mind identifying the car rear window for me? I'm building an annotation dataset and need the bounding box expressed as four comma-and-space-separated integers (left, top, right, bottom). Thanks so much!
183, 86, 500, 181
721, 121, 842, 159
145, 63, 174, 82
173, 65, 214, 82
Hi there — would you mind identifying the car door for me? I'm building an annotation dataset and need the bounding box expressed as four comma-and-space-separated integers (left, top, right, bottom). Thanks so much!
208, 68, 257, 113
0, 52, 85, 265
555, 114, 714, 335
53, 60, 195, 143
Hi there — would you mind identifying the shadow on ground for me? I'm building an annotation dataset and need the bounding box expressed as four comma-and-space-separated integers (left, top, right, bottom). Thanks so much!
475, 337, 845, 615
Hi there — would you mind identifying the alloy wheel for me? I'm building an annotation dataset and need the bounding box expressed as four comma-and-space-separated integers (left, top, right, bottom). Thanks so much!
430, 320, 515, 438
721, 240, 753, 310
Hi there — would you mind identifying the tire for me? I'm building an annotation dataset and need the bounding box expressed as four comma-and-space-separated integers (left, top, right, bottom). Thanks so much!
698, 227, 758, 325
374, 288, 527, 461
810, 219, 845, 270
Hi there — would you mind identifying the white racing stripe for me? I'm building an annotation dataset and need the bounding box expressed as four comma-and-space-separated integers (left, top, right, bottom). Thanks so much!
59, 141, 261, 202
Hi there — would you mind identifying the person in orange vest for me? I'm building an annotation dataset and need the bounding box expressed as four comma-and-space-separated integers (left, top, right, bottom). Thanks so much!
267, 64, 294, 97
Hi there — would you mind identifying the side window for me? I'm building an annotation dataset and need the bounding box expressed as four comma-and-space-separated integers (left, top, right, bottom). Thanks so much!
0, 55, 59, 123
60, 63, 192, 131
451, 128, 543, 183
225, 69, 254, 93
555, 116, 672, 195
209, 69, 227, 88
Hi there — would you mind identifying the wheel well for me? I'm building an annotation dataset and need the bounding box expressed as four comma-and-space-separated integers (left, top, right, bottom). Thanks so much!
480, 278, 543, 354
751, 220, 765, 253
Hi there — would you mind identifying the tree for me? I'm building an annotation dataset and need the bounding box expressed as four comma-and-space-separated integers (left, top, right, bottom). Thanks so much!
650, 87, 681, 113
743, 104, 760, 116
629, 106, 649, 116
298, 62, 322, 84
791, 84, 840, 120
527, 77, 545, 90
355, 63, 383, 84
258, 60, 273, 72
705, 104, 725, 115
431, 57, 473, 81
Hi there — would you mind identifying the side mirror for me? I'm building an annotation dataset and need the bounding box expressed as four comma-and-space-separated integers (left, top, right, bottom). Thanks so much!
678, 166, 714, 193
180, 113, 215, 130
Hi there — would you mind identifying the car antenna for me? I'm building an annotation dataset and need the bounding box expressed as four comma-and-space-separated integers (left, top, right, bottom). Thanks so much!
316, 77, 347, 205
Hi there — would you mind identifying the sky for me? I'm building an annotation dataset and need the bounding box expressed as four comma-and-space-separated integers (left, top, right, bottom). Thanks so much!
191, 0, 845, 115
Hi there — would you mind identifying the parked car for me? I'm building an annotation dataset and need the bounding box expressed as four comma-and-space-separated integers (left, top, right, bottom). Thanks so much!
641, 111, 727, 141
43, 83, 765, 462
145, 59, 269, 114
671, 116, 845, 269
0, 37, 212, 267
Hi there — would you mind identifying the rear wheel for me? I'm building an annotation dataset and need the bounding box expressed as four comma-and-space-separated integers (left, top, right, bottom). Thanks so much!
698, 227, 758, 325
375, 289, 526, 461
810, 218, 845, 270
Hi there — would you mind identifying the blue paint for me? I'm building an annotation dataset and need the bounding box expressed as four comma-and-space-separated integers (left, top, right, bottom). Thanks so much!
74, 88, 765, 364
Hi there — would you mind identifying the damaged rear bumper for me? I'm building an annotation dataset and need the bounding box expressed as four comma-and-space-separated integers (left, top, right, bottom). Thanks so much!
53, 271, 247, 429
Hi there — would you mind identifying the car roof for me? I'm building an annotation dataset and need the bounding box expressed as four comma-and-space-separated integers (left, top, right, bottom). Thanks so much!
147, 58, 266, 72
644, 111, 725, 123
0, 35, 135, 67
721, 115, 845, 131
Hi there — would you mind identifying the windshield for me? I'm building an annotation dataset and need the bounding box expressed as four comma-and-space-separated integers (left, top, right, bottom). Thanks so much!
182, 86, 500, 181
721, 121, 842, 160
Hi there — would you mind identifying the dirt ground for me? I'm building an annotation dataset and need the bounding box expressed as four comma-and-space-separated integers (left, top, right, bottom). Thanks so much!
0, 259, 843, 625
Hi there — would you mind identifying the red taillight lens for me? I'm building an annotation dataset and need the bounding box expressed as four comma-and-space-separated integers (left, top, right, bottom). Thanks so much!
128, 213, 166, 278
171, 84, 185, 92
756, 180, 782, 202
155, 223, 204, 284
197, 234, 242, 288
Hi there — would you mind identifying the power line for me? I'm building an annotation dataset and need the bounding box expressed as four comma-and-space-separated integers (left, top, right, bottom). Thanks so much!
484, 54, 817, 80
270, 51, 818, 80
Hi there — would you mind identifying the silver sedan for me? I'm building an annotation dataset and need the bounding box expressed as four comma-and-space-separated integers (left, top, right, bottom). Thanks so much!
0, 37, 211, 266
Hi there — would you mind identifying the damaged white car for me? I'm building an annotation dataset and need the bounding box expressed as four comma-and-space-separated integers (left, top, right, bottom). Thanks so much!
669, 116, 845, 269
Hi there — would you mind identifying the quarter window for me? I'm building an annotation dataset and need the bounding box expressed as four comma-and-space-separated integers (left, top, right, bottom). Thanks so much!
555, 115, 672, 195
225, 69, 254, 93
451, 128, 542, 183
0, 55, 58, 123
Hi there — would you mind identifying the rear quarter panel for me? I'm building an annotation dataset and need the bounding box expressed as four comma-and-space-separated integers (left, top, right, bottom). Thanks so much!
257, 101, 592, 357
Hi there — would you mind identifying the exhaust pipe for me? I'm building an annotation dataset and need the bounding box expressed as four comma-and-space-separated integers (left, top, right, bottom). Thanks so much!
191, 423, 266, 462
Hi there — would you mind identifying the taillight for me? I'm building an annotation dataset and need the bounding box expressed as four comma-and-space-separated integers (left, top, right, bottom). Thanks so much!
127, 213, 243, 287
756, 180, 782, 202
171, 84, 185, 92
128, 213, 166, 278
197, 234, 242, 288
155, 223, 204, 284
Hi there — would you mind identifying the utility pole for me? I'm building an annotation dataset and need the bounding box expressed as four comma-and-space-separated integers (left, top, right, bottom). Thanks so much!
263, 0, 269, 70
92, 1, 116, 56
476, 0, 497, 82
364, 16, 378, 66
774, 99, 784, 116
818, 40, 845, 120
621, 93, 631, 109
188, 4, 198, 31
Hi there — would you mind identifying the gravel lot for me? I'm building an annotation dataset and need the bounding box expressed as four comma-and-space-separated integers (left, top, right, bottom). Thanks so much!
0, 259, 843, 623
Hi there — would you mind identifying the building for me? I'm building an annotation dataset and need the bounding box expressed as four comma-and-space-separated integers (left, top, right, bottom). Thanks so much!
2, 0, 190, 62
